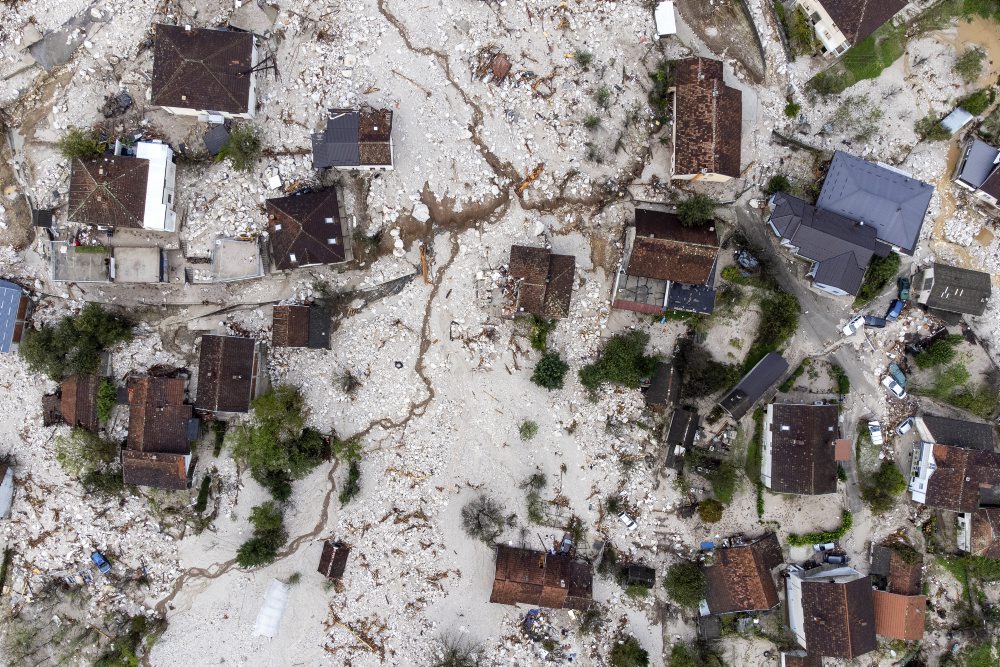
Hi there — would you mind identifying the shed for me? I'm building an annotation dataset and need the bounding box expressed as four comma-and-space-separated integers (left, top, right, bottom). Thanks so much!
0, 465, 13, 519
625, 564, 656, 588
655, 1, 677, 37
940, 108, 974, 136
719, 353, 789, 420
318, 540, 350, 580
60, 375, 100, 431
0, 279, 29, 354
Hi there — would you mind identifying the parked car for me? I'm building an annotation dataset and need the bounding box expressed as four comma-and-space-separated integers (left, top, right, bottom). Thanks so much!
90, 551, 111, 575
864, 315, 887, 328
896, 417, 915, 436
888, 363, 907, 387
618, 512, 637, 531
882, 375, 907, 399
824, 553, 850, 564
842, 314, 865, 337
813, 542, 836, 552
898, 276, 911, 301
886, 299, 905, 321
868, 421, 884, 446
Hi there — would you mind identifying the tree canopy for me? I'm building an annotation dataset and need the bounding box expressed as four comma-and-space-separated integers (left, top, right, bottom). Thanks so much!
579, 331, 658, 391
20, 304, 133, 380
663, 562, 705, 609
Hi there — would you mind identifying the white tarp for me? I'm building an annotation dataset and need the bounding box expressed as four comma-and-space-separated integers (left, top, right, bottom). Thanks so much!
655, 1, 677, 37
253, 579, 290, 638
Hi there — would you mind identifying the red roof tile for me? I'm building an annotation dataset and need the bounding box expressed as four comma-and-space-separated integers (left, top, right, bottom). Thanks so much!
873, 591, 926, 641
673, 57, 742, 178
127, 376, 191, 455
68, 156, 148, 229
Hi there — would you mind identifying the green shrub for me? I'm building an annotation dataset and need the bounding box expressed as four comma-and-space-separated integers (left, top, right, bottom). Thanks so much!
55, 428, 118, 478
837, 465, 848, 482
788, 510, 853, 546
20, 304, 134, 380
217, 123, 262, 172
194, 475, 211, 513
648, 60, 675, 124
914, 334, 964, 369
676, 340, 740, 398
527, 315, 556, 351
579, 331, 658, 392
575, 51, 594, 68
954, 47, 986, 82
97, 378, 116, 422
57, 127, 106, 160
698, 499, 724, 523
765, 174, 792, 196
961, 87, 995, 116
855, 252, 901, 306
784, 102, 801, 118
779, 362, 806, 392
831, 364, 850, 394
708, 462, 740, 505
595, 85, 612, 109
911, 362, 1000, 419
861, 461, 907, 514
82, 467, 126, 497
677, 193, 716, 227
584, 114, 602, 130
610, 636, 648, 667
519, 420, 539, 441
743, 291, 800, 372
915, 114, 952, 141
236, 501, 288, 568
531, 352, 569, 390
338, 461, 361, 506
663, 562, 705, 608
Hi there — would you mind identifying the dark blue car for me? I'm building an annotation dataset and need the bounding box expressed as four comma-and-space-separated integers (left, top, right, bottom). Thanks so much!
886, 300, 904, 321
90, 551, 111, 575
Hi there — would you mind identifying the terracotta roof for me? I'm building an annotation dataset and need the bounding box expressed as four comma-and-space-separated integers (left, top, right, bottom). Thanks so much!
673, 57, 742, 178
970, 508, 1000, 558
151, 24, 254, 114
68, 156, 148, 228
60, 375, 99, 431
780, 652, 822, 667
318, 540, 350, 580
194, 335, 259, 413
267, 189, 348, 271
628, 237, 719, 285
122, 450, 189, 490
272, 305, 309, 348
704, 532, 783, 614
801, 576, 877, 659
312, 109, 394, 168
767, 403, 840, 495
820, 0, 908, 44
873, 591, 926, 641
508, 245, 576, 319
886, 548, 923, 596
834, 439, 852, 461
127, 376, 191, 455
924, 444, 1000, 513
489, 545, 593, 611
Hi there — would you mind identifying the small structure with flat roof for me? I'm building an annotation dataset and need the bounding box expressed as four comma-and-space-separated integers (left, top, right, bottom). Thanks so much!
719, 353, 789, 420
209, 238, 265, 283
113, 247, 165, 283
0, 280, 29, 354
271, 304, 330, 349
489, 545, 593, 611
318, 540, 350, 580
312, 108, 395, 170
952, 137, 1000, 209
762, 402, 840, 495
50, 242, 111, 283
507, 245, 576, 319
194, 335, 262, 415
914, 262, 991, 316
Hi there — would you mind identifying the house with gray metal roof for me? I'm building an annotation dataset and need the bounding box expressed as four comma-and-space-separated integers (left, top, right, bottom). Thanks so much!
0, 280, 30, 354
953, 138, 1000, 209
312, 108, 394, 170
914, 263, 991, 316
816, 151, 934, 256
719, 353, 789, 420
768, 192, 878, 297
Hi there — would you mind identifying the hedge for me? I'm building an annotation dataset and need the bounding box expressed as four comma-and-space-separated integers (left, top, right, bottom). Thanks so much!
787, 510, 853, 546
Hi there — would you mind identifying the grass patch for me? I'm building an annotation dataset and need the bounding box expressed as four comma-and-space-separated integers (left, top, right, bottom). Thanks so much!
97, 378, 116, 422
720, 265, 774, 290
779, 359, 809, 392
527, 314, 556, 351
809, 23, 905, 95
788, 510, 853, 546
519, 420, 539, 441
910, 362, 999, 419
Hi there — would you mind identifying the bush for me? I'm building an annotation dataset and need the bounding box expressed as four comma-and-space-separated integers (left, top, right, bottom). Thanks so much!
677, 193, 716, 228
961, 87, 995, 116
698, 499, 724, 523
194, 474, 211, 513
708, 462, 740, 505
217, 123, 262, 172
831, 364, 850, 394
663, 562, 705, 609
94, 615, 165, 667
531, 352, 569, 390
743, 291, 800, 372
861, 460, 907, 514
785, 7, 816, 57
584, 114, 601, 130
912, 362, 1000, 419
837, 465, 848, 482
20, 304, 134, 380
579, 330, 658, 392
338, 461, 361, 506
788, 510, 853, 546
914, 334, 964, 369
765, 174, 792, 196
595, 85, 612, 109
575, 50, 594, 68
648, 60, 675, 124
55, 428, 118, 477
236, 501, 288, 568
57, 127, 106, 160
668, 643, 722, 667
82, 467, 126, 497
855, 252, 901, 306
783, 102, 801, 119
914, 114, 952, 141
954, 47, 986, 82
461, 494, 507, 544
432, 633, 483, 667
97, 378, 116, 422
518, 420, 539, 441
610, 636, 649, 667
676, 341, 741, 398
528, 315, 556, 351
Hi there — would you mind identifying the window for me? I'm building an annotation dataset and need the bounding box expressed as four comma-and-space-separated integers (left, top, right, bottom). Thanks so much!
166, 194, 172, 203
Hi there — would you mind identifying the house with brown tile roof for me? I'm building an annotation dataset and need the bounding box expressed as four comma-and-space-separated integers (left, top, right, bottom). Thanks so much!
909, 442, 1000, 513
151, 24, 257, 119
507, 245, 576, 319
704, 532, 783, 615
122, 451, 189, 490
670, 57, 742, 182
873, 591, 926, 641
123, 376, 194, 490
312, 108, 395, 170
959, 508, 1000, 558
266, 189, 351, 271
59, 375, 100, 431
870, 543, 923, 596
67, 141, 177, 231
793, 0, 908, 57
762, 403, 840, 495
489, 545, 593, 611
194, 335, 262, 415
613, 209, 720, 315
271, 304, 330, 349
787, 564, 876, 659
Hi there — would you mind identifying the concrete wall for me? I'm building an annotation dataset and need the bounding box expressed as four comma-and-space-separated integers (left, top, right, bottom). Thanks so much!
795, 0, 850, 56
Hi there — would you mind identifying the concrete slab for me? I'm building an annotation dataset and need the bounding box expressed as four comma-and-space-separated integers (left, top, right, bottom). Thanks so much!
113, 247, 162, 283
51, 242, 110, 282
210, 238, 264, 282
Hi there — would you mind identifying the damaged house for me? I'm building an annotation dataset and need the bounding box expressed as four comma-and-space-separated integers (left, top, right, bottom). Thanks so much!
489, 545, 593, 611
506, 245, 576, 319
271, 304, 331, 350
194, 335, 263, 415
670, 57, 742, 182
266, 189, 352, 271
913, 262, 992, 317
312, 108, 395, 170
152, 24, 258, 120
793, 0, 908, 57
761, 402, 840, 495
318, 540, 351, 581
952, 137, 1000, 210
57, 375, 101, 431
122, 376, 196, 491
786, 564, 876, 659
703, 532, 783, 616
0, 279, 30, 354
613, 209, 720, 315
870, 542, 927, 642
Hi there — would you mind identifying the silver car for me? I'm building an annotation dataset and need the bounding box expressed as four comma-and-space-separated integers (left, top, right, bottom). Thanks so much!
882, 375, 907, 399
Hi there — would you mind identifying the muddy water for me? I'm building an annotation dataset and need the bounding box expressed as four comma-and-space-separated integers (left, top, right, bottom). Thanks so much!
954, 17, 1000, 88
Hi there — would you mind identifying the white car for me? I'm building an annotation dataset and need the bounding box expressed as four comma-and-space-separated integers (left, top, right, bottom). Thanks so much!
813, 542, 836, 552
896, 417, 914, 436
618, 512, 637, 531
841, 314, 865, 337
882, 375, 907, 399
868, 420, 884, 446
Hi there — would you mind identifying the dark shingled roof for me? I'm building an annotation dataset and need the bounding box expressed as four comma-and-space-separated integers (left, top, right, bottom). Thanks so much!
60, 375, 99, 431
68, 156, 148, 229
769, 193, 876, 295
312, 109, 394, 168
127, 376, 192, 455
923, 444, 1000, 513
122, 450, 189, 490
801, 575, 877, 659
873, 591, 926, 641
272, 305, 330, 349
766, 403, 840, 495
0, 280, 28, 353
489, 545, 593, 611
720, 353, 789, 420
917, 263, 992, 316
665, 407, 700, 449
981, 166, 1000, 200
267, 189, 348, 271
645, 361, 681, 410
672, 57, 742, 178
704, 533, 783, 614
970, 508, 1000, 558
194, 335, 259, 413
508, 245, 576, 319
151, 24, 254, 114
919, 414, 996, 451
318, 540, 350, 580
819, 0, 908, 44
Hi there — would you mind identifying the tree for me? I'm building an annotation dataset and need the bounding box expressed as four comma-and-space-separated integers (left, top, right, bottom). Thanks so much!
708, 462, 740, 505
961, 88, 995, 115
610, 636, 649, 667
20, 304, 133, 380
862, 460, 907, 514
783, 102, 801, 119
57, 127, 106, 160
338, 461, 361, 506
914, 115, 951, 141
765, 174, 791, 196
663, 562, 705, 609
668, 643, 723, 667
954, 47, 986, 83
677, 194, 716, 228
914, 335, 964, 369
217, 123, 262, 172
698, 499, 724, 523
432, 633, 482, 667
676, 340, 740, 398
55, 428, 118, 477
531, 352, 569, 390
461, 494, 507, 544
236, 501, 288, 568
579, 331, 658, 391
